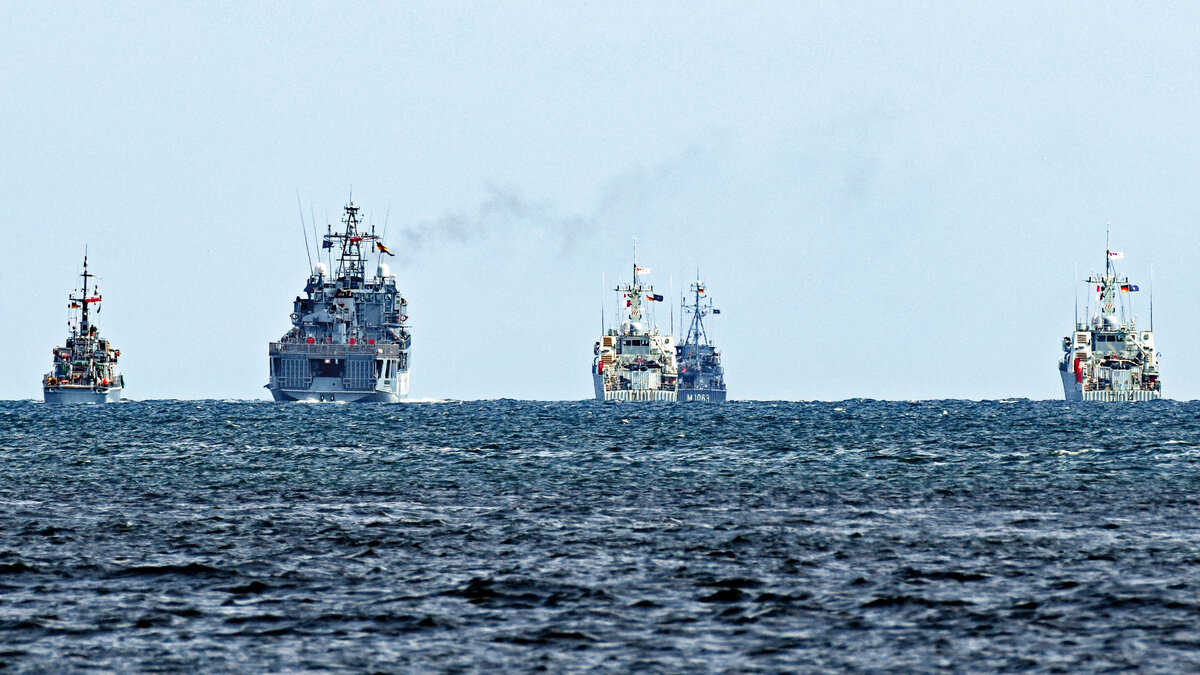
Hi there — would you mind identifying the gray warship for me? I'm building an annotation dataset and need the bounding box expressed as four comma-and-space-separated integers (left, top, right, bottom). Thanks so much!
267, 201, 411, 402
676, 277, 726, 402
593, 250, 678, 402
1059, 242, 1161, 401
43, 256, 124, 403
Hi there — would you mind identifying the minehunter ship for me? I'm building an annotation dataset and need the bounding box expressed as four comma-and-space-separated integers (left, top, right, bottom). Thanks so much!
43, 256, 124, 403
267, 201, 411, 402
593, 251, 678, 402
1059, 243, 1161, 401
676, 277, 726, 402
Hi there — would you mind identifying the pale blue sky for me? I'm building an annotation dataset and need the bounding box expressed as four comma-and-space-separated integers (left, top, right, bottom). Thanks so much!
2, 2, 1198, 400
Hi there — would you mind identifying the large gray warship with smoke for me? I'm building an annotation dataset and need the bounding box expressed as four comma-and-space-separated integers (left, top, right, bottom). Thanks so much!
267, 201, 411, 402
43, 256, 124, 403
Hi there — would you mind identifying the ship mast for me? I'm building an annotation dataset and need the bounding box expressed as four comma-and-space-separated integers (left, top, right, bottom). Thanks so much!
69, 255, 97, 337
615, 240, 651, 333
682, 275, 711, 347
1087, 231, 1131, 329
323, 201, 381, 288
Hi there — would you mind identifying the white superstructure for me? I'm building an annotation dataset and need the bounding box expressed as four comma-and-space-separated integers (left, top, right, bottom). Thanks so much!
1059, 240, 1161, 402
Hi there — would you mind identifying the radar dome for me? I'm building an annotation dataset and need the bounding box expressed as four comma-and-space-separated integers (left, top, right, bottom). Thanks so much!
1102, 315, 1120, 330
377, 263, 391, 279
314, 262, 328, 277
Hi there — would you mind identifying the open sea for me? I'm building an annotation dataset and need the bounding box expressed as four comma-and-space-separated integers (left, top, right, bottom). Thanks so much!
2, 399, 1200, 672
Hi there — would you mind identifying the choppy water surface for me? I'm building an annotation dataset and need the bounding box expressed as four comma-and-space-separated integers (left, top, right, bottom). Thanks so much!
2, 399, 1200, 671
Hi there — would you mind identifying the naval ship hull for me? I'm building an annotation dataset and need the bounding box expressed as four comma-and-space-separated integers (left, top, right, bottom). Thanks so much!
44, 386, 122, 404
268, 341, 409, 403
677, 387, 726, 403
592, 372, 677, 402
1059, 367, 1160, 402
268, 373, 409, 403
270, 389, 402, 403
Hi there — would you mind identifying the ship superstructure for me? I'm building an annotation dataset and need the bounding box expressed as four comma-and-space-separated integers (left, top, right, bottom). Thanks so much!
267, 201, 410, 402
593, 250, 678, 402
43, 256, 124, 403
676, 277, 726, 402
1059, 242, 1161, 401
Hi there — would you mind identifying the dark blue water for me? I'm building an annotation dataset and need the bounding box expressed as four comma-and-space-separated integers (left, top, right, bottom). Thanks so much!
2, 400, 1200, 671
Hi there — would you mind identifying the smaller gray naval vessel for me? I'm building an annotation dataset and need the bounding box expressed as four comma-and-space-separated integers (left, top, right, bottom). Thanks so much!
593, 250, 678, 402
43, 256, 124, 403
676, 277, 726, 402
1060, 242, 1161, 401
267, 201, 411, 402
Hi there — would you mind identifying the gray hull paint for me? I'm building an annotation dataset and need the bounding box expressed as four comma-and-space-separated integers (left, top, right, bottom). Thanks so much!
267, 371, 408, 403
44, 387, 122, 404
678, 387, 726, 403
1060, 367, 1082, 401
269, 387, 401, 403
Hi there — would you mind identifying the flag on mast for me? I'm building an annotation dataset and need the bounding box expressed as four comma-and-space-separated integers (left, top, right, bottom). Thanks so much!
635, 266, 650, 276
1108, 251, 1124, 259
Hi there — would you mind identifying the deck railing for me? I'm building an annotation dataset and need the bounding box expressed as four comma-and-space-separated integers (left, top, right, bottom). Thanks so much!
269, 341, 401, 357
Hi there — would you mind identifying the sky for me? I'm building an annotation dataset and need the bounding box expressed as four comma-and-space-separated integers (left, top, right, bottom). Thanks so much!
2, 2, 1199, 401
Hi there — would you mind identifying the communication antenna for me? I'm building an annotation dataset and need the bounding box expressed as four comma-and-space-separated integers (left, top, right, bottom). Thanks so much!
669, 273, 674, 337
375, 207, 391, 272
1073, 262, 1078, 329
309, 205, 320, 265
325, 209, 333, 270
1150, 264, 1155, 331
297, 192, 313, 274
600, 272, 605, 333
